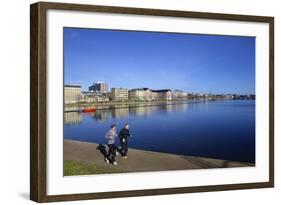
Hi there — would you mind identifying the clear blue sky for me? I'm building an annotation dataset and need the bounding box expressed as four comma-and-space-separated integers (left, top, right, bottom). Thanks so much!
64, 27, 255, 94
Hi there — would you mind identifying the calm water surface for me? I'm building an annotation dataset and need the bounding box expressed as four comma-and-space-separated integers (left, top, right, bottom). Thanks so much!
64, 100, 255, 163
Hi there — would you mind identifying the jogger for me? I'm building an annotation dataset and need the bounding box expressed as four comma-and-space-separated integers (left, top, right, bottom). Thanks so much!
118, 123, 132, 158
105, 124, 118, 165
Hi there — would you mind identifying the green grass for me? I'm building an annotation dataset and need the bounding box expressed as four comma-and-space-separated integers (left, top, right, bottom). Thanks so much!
64, 160, 123, 176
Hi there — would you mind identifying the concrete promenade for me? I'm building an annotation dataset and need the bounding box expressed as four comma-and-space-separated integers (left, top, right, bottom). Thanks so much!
64, 139, 254, 173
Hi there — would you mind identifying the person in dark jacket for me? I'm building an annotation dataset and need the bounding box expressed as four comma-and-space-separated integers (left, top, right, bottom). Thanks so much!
118, 123, 132, 159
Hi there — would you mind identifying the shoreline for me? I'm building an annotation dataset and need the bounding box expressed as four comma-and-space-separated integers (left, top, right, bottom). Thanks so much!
64, 139, 254, 175
65, 99, 201, 112
64, 99, 254, 112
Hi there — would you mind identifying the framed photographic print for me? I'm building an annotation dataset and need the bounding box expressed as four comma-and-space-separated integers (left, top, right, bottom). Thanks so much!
30, 1, 274, 202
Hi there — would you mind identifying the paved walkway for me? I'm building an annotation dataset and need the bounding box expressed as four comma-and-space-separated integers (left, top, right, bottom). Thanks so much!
64, 139, 253, 173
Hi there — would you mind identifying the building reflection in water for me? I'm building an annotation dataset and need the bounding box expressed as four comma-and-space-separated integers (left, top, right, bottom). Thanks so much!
64, 102, 189, 124
174, 102, 188, 112
111, 107, 129, 119
130, 105, 157, 116
89, 109, 112, 122
159, 104, 173, 113
64, 112, 82, 125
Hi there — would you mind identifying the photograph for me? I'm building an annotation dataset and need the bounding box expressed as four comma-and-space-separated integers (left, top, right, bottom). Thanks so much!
63, 27, 256, 176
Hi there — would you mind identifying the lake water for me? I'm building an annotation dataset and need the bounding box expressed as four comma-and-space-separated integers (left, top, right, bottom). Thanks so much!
64, 100, 255, 163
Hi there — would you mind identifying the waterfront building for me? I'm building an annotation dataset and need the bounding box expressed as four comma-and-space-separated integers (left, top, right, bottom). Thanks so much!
151, 89, 172, 101
172, 90, 186, 99
215, 94, 233, 100
129, 88, 172, 101
223, 94, 234, 99
64, 85, 82, 104
82, 91, 95, 103
89, 82, 108, 93
143, 88, 153, 101
111, 88, 129, 101
82, 91, 109, 103
129, 88, 146, 101
182, 92, 188, 98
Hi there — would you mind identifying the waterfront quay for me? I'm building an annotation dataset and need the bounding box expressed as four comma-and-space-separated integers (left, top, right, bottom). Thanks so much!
64, 139, 254, 175
65, 99, 220, 113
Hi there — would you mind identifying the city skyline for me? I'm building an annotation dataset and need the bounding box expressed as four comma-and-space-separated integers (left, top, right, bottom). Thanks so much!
64, 27, 255, 95
65, 81, 254, 96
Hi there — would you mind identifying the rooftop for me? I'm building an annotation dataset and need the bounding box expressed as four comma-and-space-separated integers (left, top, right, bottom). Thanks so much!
64, 84, 81, 88
131, 88, 172, 93
150, 89, 172, 93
